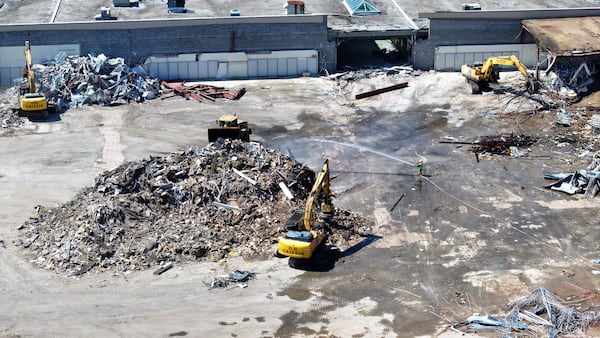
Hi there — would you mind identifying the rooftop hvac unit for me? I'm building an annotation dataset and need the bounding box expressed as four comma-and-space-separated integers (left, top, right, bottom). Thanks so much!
167, 0, 185, 8
95, 7, 117, 20
113, 0, 139, 7
462, 3, 481, 10
230, 9, 240, 16
286, 1, 305, 15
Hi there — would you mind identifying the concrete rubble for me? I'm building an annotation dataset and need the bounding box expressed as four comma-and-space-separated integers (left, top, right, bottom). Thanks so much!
0, 91, 25, 130
16, 139, 373, 276
35, 52, 162, 109
331, 65, 417, 83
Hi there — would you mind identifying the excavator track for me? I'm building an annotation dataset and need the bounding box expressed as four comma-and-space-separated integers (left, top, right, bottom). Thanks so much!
288, 245, 341, 272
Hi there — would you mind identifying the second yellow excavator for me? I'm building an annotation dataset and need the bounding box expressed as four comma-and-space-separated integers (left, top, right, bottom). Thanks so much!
17, 41, 56, 119
461, 55, 539, 94
277, 158, 333, 263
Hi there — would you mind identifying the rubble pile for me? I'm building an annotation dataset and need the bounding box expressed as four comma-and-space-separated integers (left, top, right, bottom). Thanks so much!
544, 107, 600, 156
17, 139, 373, 276
35, 53, 161, 109
0, 88, 24, 130
331, 65, 417, 83
471, 134, 536, 155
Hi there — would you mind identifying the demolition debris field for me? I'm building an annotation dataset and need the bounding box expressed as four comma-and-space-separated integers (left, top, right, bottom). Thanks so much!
3, 69, 600, 337
17, 139, 372, 276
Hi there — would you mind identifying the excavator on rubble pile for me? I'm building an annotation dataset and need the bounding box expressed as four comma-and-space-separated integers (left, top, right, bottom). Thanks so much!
461, 55, 539, 94
16, 41, 56, 119
277, 158, 340, 270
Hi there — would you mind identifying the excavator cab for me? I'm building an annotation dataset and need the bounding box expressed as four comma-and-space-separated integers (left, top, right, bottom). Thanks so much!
285, 210, 305, 230
217, 114, 239, 128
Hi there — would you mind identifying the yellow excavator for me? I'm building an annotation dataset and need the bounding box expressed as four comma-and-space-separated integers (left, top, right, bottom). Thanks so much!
277, 158, 333, 263
461, 55, 539, 94
17, 41, 55, 119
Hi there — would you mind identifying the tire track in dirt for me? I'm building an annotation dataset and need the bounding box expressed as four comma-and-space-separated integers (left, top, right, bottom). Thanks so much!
94, 110, 125, 171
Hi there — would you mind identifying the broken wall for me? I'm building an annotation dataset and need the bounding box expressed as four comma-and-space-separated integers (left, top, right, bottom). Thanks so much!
552, 56, 600, 93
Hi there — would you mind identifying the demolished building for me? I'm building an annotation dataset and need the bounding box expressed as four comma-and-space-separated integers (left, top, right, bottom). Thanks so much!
522, 16, 600, 96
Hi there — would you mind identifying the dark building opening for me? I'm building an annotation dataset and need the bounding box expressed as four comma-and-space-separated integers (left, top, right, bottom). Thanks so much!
336, 37, 410, 70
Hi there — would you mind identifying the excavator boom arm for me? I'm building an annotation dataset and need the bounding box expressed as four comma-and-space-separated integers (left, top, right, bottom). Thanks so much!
462, 54, 537, 93
509, 55, 532, 80
478, 55, 529, 78
303, 159, 330, 231
24, 41, 36, 93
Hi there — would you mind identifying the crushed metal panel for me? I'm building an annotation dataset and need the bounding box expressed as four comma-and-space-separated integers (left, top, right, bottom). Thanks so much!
522, 17, 600, 56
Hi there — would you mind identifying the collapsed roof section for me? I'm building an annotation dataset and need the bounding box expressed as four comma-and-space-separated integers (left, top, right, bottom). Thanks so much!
343, 0, 380, 16
522, 16, 600, 57
522, 16, 600, 89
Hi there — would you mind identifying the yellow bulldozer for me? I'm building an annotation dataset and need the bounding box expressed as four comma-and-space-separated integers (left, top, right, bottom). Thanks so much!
207, 114, 252, 142
461, 55, 539, 94
17, 41, 56, 119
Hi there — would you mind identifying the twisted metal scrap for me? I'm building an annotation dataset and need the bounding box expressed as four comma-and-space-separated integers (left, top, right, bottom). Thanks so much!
454, 287, 600, 337
471, 133, 536, 155
33, 52, 160, 109
507, 287, 600, 336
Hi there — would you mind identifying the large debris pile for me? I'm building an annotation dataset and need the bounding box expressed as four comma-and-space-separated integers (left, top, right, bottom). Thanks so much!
34, 53, 161, 109
17, 140, 373, 276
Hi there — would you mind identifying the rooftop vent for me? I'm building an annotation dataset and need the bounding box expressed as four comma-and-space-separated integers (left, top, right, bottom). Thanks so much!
462, 3, 481, 10
167, 0, 195, 13
230, 9, 240, 16
343, 0, 380, 16
167, 0, 185, 8
113, 0, 139, 7
95, 7, 117, 20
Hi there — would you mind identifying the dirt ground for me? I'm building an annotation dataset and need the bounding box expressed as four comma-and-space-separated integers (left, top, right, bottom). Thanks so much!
3, 70, 600, 337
